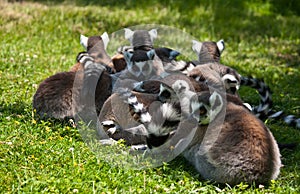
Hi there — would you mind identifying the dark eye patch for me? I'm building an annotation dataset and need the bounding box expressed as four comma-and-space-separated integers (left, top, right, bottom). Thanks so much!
160, 90, 171, 99
199, 106, 207, 116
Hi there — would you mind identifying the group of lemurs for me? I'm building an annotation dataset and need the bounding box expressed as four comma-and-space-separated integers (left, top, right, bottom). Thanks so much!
33, 28, 299, 185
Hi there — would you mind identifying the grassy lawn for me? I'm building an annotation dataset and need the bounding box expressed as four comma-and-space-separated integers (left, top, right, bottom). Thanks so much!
0, 0, 299, 193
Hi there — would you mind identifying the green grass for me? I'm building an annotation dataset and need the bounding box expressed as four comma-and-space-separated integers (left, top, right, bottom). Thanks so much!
0, 0, 300, 193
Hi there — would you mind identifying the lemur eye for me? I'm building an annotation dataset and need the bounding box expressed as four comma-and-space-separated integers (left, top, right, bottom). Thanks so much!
160, 90, 171, 99
199, 106, 207, 115
191, 75, 205, 82
191, 75, 198, 79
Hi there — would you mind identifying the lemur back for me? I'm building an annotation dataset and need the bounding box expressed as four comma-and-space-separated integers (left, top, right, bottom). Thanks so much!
33, 32, 112, 120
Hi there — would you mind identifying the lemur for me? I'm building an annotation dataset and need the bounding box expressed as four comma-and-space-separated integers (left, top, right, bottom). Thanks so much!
191, 39, 299, 127
120, 82, 281, 185
120, 28, 184, 73
33, 32, 112, 120
112, 49, 166, 93
182, 91, 281, 185
112, 28, 168, 93
188, 39, 278, 121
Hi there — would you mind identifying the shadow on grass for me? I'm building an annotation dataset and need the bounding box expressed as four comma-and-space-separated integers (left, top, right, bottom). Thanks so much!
0, 101, 30, 116
26, 0, 300, 17
22, 0, 300, 42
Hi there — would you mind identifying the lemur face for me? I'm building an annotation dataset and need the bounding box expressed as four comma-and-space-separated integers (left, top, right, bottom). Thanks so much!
123, 49, 156, 80
190, 91, 224, 125
158, 83, 176, 103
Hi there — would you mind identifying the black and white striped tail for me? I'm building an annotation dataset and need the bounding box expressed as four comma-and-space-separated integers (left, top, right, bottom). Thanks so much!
240, 76, 272, 120
76, 51, 114, 74
118, 89, 181, 148
268, 111, 300, 129
240, 76, 299, 128
78, 53, 106, 108
117, 89, 152, 124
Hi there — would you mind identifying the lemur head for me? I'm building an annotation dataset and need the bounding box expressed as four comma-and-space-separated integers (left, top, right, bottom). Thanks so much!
188, 63, 240, 95
79, 32, 111, 65
124, 28, 157, 50
123, 49, 162, 80
157, 78, 191, 102
157, 83, 177, 103
190, 91, 224, 125
192, 39, 225, 64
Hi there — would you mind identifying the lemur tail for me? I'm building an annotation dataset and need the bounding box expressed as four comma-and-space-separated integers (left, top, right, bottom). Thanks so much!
268, 111, 300, 129
240, 76, 299, 129
76, 52, 115, 73
117, 88, 152, 124
118, 88, 181, 148
240, 76, 272, 120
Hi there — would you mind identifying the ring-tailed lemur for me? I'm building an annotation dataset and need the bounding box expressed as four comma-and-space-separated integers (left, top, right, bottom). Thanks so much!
33, 32, 112, 120
188, 39, 300, 127
100, 73, 202, 148
122, 28, 186, 73
183, 91, 281, 185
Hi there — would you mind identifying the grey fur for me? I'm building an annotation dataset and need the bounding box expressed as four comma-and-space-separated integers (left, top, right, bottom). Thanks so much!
33, 34, 112, 120
182, 91, 281, 185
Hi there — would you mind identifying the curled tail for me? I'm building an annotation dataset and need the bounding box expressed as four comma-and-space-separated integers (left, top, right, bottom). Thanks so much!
240, 76, 299, 129
118, 88, 181, 148
117, 88, 152, 124
268, 111, 300, 129
240, 76, 272, 120
76, 52, 115, 74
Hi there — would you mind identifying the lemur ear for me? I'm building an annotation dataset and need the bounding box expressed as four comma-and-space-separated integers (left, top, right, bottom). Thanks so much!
146, 49, 156, 60
123, 51, 134, 63
80, 34, 88, 50
101, 32, 110, 49
149, 29, 158, 41
192, 40, 202, 54
124, 28, 134, 41
216, 39, 225, 53
209, 91, 222, 107
209, 91, 224, 121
